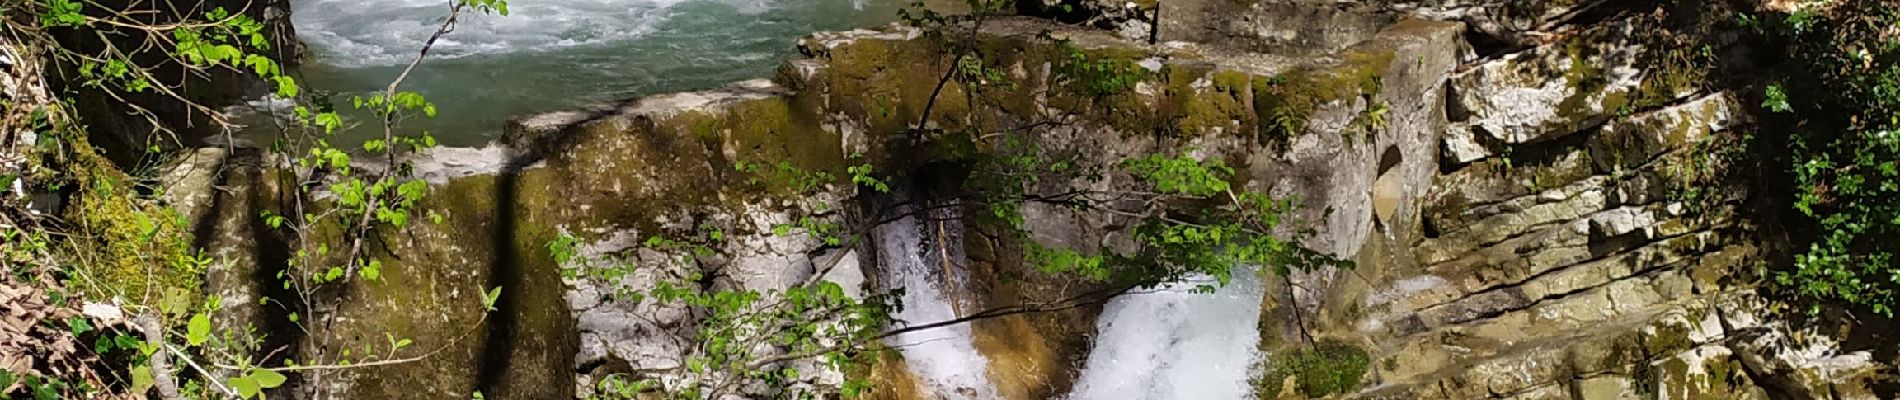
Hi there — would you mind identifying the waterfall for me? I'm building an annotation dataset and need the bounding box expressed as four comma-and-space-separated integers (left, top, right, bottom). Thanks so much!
1066, 267, 1265, 400
873, 204, 1001, 399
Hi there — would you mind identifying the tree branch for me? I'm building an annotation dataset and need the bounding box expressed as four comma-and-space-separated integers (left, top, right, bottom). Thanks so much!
134, 314, 184, 400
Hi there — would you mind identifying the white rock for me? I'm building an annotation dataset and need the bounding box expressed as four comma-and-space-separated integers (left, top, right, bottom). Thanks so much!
82, 302, 125, 324
1442, 123, 1490, 164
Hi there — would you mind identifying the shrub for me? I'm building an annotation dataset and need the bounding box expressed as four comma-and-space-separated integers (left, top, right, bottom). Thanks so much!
1254, 340, 1370, 398
1758, 0, 1900, 316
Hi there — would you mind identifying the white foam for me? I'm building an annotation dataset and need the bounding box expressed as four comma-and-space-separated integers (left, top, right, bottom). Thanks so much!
1067, 268, 1266, 400
293, 0, 696, 67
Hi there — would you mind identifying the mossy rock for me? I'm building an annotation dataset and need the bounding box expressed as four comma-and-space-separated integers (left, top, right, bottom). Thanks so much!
796, 22, 1400, 149
299, 172, 577, 399
1256, 340, 1371, 398
59, 140, 202, 302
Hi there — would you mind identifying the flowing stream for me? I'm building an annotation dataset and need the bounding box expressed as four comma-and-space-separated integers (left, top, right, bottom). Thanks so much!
291, 0, 1269, 396
873, 203, 1002, 399
289, 0, 903, 145
1066, 268, 1266, 400
869, 199, 1265, 399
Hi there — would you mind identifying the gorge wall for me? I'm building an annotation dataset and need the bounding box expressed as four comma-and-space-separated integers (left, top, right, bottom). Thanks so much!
133, 0, 1899, 398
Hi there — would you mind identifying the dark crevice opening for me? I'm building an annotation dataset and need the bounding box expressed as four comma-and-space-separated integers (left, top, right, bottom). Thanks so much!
477, 120, 582, 398
1377, 145, 1402, 176
476, 154, 525, 394
242, 150, 301, 395
187, 160, 231, 251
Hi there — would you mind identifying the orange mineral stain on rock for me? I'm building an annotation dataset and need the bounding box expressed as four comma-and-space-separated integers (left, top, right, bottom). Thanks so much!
860, 350, 929, 400
972, 314, 1063, 400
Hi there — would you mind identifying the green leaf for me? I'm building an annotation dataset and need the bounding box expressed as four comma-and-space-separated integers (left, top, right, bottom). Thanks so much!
66, 317, 93, 335
131, 366, 154, 393
39, 0, 85, 27
361, 260, 382, 281
229, 375, 260, 399
244, 54, 276, 76
483, 286, 503, 311
274, 75, 300, 98
249, 368, 287, 389
186, 313, 211, 346
314, 112, 342, 134
134, 212, 158, 243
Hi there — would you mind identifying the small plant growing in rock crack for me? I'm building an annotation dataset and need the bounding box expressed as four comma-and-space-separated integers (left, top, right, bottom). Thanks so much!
550, 229, 895, 399
554, 148, 904, 398
1252, 340, 1370, 398
1025, 150, 1349, 287
1053, 42, 1151, 98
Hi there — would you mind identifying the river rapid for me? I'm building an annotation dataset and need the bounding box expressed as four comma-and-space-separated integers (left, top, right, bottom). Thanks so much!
289, 0, 902, 145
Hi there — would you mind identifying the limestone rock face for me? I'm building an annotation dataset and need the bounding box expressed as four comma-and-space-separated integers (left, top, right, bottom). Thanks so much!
1378, 0, 1584, 45
1283, 3, 1900, 399
156, 148, 228, 226
1155, 0, 1395, 56
1453, 18, 1649, 144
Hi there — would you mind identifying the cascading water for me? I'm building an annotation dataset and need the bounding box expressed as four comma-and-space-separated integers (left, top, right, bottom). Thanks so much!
286, 0, 902, 144
873, 203, 1001, 399
1065, 267, 1266, 400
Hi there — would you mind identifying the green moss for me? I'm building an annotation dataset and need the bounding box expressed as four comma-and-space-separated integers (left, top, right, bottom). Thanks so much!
806, 35, 954, 135
1211, 70, 1253, 90
1160, 65, 1253, 136
719, 99, 846, 173
1631, 45, 1709, 109
804, 29, 1249, 145
677, 111, 726, 140
532, 121, 713, 239
1549, 21, 1710, 128
1073, 46, 1152, 67
1659, 356, 1693, 398
1651, 350, 1752, 400
61, 141, 201, 302
521, 92, 852, 241
1048, 42, 1147, 98
409, 174, 577, 398
1254, 340, 1371, 398
1644, 321, 1695, 356
307, 171, 579, 398
1552, 37, 1616, 124
1031, 41, 1164, 134
1252, 48, 1394, 143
